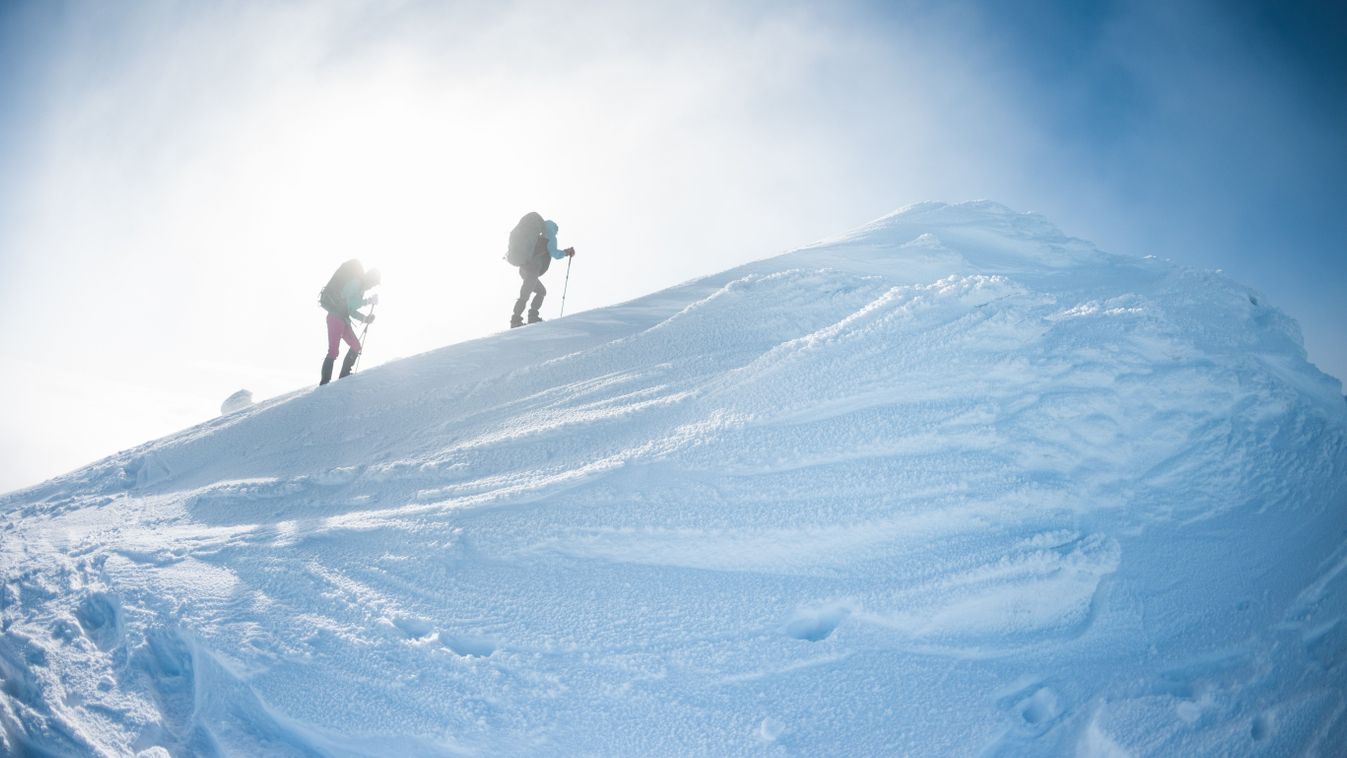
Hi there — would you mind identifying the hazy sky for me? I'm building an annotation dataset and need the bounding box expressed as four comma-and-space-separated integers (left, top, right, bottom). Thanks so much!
2, 0, 1343, 493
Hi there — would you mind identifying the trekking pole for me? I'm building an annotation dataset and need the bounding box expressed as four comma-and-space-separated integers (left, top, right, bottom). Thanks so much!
559, 255, 573, 318
354, 304, 375, 372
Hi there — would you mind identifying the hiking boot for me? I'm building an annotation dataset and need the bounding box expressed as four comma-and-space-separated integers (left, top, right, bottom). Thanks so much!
510, 315, 524, 328
320, 355, 336, 386
339, 350, 360, 379
527, 310, 543, 325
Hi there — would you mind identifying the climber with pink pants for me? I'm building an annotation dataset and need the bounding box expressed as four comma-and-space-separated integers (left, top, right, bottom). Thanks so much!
317, 260, 381, 385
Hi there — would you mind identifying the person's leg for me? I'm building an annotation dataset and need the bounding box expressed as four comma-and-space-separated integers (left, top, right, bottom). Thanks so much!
327, 314, 347, 357
321, 313, 343, 385
528, 279, 547, 322
341, 319, 362, 355
512, 270, 533, 326
339, 319, 362, 378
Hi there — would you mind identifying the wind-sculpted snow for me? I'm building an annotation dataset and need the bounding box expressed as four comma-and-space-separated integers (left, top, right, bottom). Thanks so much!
3, 201, 1345, 755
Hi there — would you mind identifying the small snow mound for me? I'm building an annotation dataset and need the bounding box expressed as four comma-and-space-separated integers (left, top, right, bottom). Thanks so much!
757, 717, 787, 742
220, 389, 253, 415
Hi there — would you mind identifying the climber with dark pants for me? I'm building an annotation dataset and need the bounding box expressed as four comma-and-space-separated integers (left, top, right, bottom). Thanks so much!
506, 213, 574, 328
318, 260, 380, 385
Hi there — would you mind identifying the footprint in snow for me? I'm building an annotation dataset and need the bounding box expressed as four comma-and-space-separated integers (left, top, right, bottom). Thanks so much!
997, 680, 1065, 734
1304, 615, 1347, 670
439, 633, 498, 657
75, 592, 123, 650
126, 453, 173, 489
1250, 712, 1274, 742
784, 604, 850, 642
391, 616, 435, 639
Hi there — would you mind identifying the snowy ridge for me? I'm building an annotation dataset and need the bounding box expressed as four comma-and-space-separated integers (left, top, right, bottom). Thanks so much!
3, 202, 1346, 755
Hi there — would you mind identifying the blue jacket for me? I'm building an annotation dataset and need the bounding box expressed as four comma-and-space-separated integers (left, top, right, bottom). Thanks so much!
542, 220, 567, 260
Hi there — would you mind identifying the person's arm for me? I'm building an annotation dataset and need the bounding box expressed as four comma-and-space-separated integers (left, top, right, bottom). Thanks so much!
539, 219, 574, 259
354, 294, 379, 322
545, 233, 564, 260
342, 280, 374, 322
546, 237, 575, 259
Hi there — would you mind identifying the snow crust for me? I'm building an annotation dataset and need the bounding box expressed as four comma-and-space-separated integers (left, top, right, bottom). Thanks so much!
3, 201, 1345, 755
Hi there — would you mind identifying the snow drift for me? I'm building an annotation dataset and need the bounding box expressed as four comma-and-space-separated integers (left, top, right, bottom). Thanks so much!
3, 201, 1345, 756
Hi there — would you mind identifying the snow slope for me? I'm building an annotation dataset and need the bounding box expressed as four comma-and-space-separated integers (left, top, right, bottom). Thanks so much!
3, 201, 1345, 756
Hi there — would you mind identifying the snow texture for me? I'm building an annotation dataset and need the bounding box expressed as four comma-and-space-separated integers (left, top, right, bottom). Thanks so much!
2, 201, 1345, 756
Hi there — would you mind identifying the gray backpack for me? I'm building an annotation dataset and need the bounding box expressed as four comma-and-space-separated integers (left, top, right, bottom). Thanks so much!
506, 212, 544, 266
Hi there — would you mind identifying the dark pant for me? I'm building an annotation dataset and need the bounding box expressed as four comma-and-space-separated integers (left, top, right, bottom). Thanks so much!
513, 269, 546, 318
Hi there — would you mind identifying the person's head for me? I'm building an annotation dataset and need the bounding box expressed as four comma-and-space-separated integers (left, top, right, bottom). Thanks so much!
362, 268, 381, 289
543, 220, 559, 238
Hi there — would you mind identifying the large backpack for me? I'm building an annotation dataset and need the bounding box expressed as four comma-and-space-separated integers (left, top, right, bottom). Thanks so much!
319, 259, 363, 313
506, 212, 545, 266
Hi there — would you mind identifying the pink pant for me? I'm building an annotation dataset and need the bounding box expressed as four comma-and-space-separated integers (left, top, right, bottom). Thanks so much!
326, 313, 361, 359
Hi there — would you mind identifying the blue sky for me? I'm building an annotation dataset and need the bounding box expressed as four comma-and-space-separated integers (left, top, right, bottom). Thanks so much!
962, 0, 1347, 374
1, 0, 1343, 492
